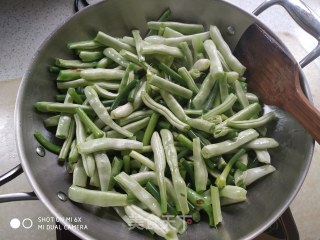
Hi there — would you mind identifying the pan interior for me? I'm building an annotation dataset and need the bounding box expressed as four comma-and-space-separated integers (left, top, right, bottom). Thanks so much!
15, 0, 313, 239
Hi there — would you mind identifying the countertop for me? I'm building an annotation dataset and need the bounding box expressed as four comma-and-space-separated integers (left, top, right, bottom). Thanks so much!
0, 0, 320, 239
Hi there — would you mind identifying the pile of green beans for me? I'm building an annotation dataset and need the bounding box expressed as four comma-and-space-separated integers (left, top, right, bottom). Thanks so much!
34, 8, 279, 240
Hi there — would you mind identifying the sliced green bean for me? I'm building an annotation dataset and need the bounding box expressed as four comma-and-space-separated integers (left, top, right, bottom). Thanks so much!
158, 63, 186, 86
44, 115, 60, 128
93, 84, 118, 100
57, 69, 81, 81
75, 108, 104, 138
163, 27, 184, 37
95, 31, 136, 53
67, 88, 84, 104
68, 185, 128, 207
147, 21, 204, 35
108, 156, 123, 190
114, 172, 161, 216
192, 73, 218, 109
105, 117, 150, 138
79, 51, 103, 62
210, 185, 222, 227
96, 57, 113, 68
142, 112, 160, 146
55, 59, 97, 69
34, 130, 61, 154
56, 93, 73, 139
142, 91, 190, 132
141, 44, 184, 58
103, 48, 130, 69
203, 77, 220, 112
58, 120, 75, 161
129, 150, 155, 170
179, 42, 193, 70
146, 8, 172, 37
120, 50, 157, 73
68, 40, 103, 50
234, 80, 249, 109
151, 132, 167, 214
160, 90, 188, 122
84, 86, 133, 137
178, 67, 199, 94
72, 159, 87, 187
132, 30, 145, 62
209, 26, 246, 76
192, 35, 205, 60
147, 73, 193, 99
110, 79, 139, 111
57, 78, 120, 90
119, 109, 153, 126
244, 138, 279, 150
93, 151, 112, 191
80, 68, 125, 81
68, 140, 79, 164
110, 103, 133, 119
193, 137, 208, 192
160, 129, 189, 214
227, 112, 276, 129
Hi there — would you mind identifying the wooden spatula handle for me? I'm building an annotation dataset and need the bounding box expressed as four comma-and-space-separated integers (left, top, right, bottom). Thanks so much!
285, 87, 320, 143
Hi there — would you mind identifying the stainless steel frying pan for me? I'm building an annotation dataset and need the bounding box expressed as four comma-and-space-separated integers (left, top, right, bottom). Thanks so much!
1, 0, 319, 239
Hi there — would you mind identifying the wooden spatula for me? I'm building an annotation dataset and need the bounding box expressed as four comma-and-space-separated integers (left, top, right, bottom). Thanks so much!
234, 24, 320, 143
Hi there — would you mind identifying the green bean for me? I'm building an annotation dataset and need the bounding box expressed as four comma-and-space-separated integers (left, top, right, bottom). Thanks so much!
122, 155, 130, 174
49, 65, 62, 73
192, 35, 205, 60
147, 73, 193, 99
55, 58, 97, 69
157, 121, 171, 130
95, 31, 136, 53
219, 73, 229, 102
106, 117, 150, 138
179, 42, 193, 70
214, 103, 261, 138
119, 110, 153, 126
34, 130, 61, 154
84, 86, 133, 137
210, 185, 222, 227
193, 137, 208, 192
114, 172, 161, 216
203, 78, 220, 112
227, 112, 276, 129
193, 59, 210, 72
246, 92, 259, 103
145, 182, 178, 215
254, 149, 271, 164
215, 148, 246, 189
93, 152, 112, 191
129, 150, 155, 170
80, 68, 125, 81
145, 32, 210, 47
127, 80, 141, 102
74, 114, 96, 177
202, 129, 258, 159
132, 30, 145, 62
178, 67, 199, 94
57, 69, 81, 81
148, 21, 204, 35
44, 115, 60, 128
244, 138, 279, 150
202, 93, 238, 120
141, 44, 184, 58
68, 185, 128, 207
146, 8, 172, 37
142, 112, 160, 146
160, 129, 189, 214
93, 84, 118, 100
108, 157, 123, 190
57, 78, 120, 90
203, 40, 223, 74
186, 187, 214, 226
67, 88, 84, 104
160, 90, 188, 122
103, 48, 130, 69
78, 138, 143, 154
183, 109, 202, 116
79, 51, 103, 62
120, 50, 157, 73
234, 80, 249, 109
56, 93, 73, 139
58, 120, 75, 161
176, 133, 193, 150
110, 79, 139, 111
187, 118, 215, 134
141, 91, 190, 132
75, 108, 104, 138
124, 205, 178, 239
68, 140, 79, 164
96, 57, 113, 68
180, 158, 195, 186
163, 27, 184, 37
192, 74, 217, 109
110, 103, 133, 119
68, 40, 103, 50
209, 26, 246, 76
118, 63, 135, 93
187, 130, 211, 147
158, 63, 186, 86
72, 159, 87, 187
151, 132, 167, 214
130, 171, 179, 208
